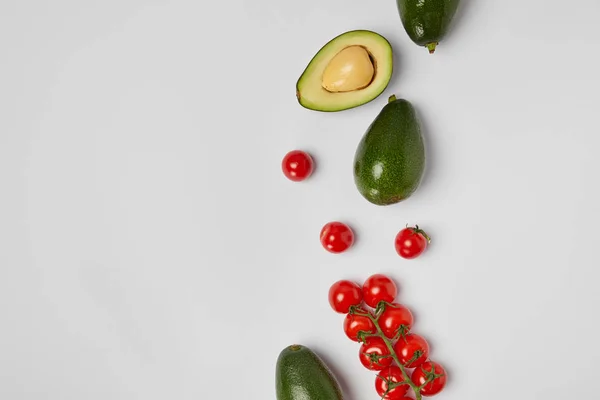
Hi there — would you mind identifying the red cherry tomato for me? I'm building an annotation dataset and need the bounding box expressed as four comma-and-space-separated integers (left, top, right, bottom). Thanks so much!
282, 150, 314, 182
358, 337, 393, 371
343, 308, 376, 342
375, 365, 410, 400
362, 274, 398, 308
320, 222, 354, 254
328, 280, 362, 313
411, 360, 447, 396
378, 303, 414, 339
393, 333, 430, 368
395, 225, 431, 259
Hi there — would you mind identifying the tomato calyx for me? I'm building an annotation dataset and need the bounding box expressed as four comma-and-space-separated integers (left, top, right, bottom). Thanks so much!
417, 361, 446, 389
374, 300, 392, 317
406, 224, 431, 243
404, 349, 425, 368
356, 330, 378, 343
392, 325, 411, 341
378, 374, 411, 400
362, 351, 393, 368
411, 361, 447, 396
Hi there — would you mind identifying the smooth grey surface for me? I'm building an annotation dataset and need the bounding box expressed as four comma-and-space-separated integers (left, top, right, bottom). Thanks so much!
2, 0, 600, 399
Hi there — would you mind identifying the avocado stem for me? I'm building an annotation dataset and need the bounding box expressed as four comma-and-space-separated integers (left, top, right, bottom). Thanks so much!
388, 94, 397, 103
426, 42, 438, 54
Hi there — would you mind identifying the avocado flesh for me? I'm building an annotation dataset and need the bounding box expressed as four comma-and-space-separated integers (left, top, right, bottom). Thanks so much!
397, 0, 460, 52
353, 96, 425, 206
296, 30, 393, 112
276, 344, 344, 400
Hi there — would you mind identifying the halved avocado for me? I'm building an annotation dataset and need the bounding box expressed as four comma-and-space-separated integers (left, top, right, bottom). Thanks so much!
296, 30, 394, 112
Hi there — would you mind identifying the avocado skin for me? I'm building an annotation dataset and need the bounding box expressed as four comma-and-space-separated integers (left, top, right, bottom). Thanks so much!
353, 97, 425, 206
276, 344, 343, 400
397, 0, 460, 48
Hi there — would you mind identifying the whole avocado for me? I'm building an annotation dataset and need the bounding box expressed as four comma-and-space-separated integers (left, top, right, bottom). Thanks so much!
276, 344, 344, 400
353, 95, 425, 206
397, 0, 460, 53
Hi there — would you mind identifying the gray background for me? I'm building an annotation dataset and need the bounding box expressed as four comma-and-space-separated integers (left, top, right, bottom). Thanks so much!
2, 0, 599, 399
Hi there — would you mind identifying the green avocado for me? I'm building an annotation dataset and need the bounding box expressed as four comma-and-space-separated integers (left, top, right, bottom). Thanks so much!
276, 344, 344, 400
296, 30, 393, 112
353, 95, 425, 206
397, 0, 460, 53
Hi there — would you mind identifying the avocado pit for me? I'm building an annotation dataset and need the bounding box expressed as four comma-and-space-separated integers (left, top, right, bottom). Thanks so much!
321, 46, 375, 93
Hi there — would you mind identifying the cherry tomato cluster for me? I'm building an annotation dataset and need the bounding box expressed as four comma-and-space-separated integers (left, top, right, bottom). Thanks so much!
282, 150, 431, 259
328, 274, 447, 399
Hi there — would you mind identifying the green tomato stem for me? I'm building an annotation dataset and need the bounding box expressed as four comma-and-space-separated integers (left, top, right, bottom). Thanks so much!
409, 224, 431, 244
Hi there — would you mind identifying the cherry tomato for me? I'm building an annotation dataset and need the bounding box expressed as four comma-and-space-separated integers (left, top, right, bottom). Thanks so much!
343, 308, 376, 342
411, 360, 447, 396
375, 366, 410, 400
358, 337, 393, 371
362, 274, 398, 308
393, 333, 430, 368
320, 222, 354, 254
395, 225, 431, 259
282, 150, 314, 182
378, 303, 414, 339
328, 280, 362, 313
